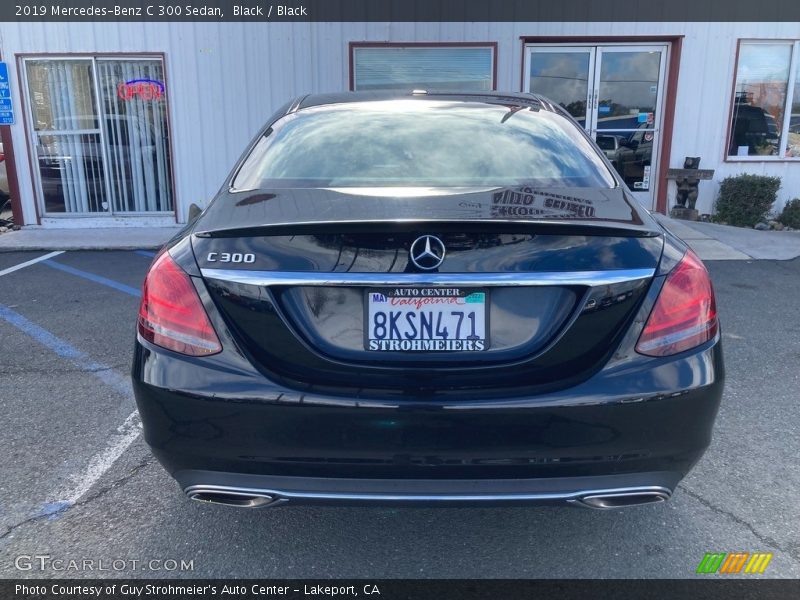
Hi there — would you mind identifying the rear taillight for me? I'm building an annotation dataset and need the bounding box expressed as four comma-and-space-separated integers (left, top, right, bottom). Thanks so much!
138, 252, 222, 356
636, 250, 718, 357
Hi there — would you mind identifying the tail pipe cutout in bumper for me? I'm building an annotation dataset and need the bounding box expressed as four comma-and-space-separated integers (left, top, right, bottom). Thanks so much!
184, 484, 672, 510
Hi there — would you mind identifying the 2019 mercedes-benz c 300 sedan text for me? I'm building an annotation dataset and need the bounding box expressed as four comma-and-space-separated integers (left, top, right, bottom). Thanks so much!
132, 91, 723, 509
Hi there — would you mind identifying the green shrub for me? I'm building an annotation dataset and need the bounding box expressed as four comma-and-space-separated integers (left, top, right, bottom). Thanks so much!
779, 198, 800, 229
714, 174, 781, 227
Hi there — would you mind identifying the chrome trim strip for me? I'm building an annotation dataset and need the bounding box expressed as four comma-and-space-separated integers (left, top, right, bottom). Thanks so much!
184, 484, 671, 508
200, 268, 655, 288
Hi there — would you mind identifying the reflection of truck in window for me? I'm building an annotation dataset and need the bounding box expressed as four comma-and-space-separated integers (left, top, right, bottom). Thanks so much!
613, 124, 653, 190
595, 134, 622, 166
729, 95, 780, 156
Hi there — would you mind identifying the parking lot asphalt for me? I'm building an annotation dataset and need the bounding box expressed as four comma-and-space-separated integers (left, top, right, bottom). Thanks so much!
0, 250, 799, 579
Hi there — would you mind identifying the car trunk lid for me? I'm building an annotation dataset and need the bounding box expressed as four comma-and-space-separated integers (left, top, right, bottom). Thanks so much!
192, 187, 663, 397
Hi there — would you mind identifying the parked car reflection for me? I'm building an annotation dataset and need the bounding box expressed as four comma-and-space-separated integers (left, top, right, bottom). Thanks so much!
728, 95, 781, 156
597, 125, 653, 190
616, 126, 653, 189
595, 134, 621, 165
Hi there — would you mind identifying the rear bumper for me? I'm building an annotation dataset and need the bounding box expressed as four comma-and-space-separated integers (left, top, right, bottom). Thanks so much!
179, 471, 674, 509
132, 338, 724, 506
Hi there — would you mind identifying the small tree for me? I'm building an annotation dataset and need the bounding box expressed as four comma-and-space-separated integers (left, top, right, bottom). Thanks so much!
779, 198, 800, 229
714, 174, 781, 227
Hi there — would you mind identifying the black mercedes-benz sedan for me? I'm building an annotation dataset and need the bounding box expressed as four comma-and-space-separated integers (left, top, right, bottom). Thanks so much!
132, 91, 723, 510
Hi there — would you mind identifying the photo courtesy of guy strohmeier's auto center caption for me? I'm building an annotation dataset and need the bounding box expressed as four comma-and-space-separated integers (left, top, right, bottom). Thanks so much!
0, 0, 799, 598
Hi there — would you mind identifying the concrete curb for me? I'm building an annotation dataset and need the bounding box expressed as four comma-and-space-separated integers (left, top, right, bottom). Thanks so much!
0, 227, 182, 252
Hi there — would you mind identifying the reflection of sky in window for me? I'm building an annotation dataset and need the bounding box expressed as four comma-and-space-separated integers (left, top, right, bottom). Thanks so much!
598, 52, 660, 113
737, 43, 791, 83
355, 48, 493, 91
234, 101, 615, 189
529, 51, 661, 119
529, 53, 590, 113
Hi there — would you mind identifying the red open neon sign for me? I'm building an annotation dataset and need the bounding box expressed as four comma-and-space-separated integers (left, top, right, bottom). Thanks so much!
117, 79, 165, 101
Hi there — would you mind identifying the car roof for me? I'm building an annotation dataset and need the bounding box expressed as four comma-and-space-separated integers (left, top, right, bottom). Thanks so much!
293, 90, 556, 113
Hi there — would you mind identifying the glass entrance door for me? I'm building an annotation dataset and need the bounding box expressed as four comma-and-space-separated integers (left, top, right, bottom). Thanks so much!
527, 47, 595, 129
592, 47, 666, 204
525, 44, 668, 210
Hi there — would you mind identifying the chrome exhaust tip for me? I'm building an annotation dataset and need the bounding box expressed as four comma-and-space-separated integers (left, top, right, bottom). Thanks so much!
185, 486, 286, 508
576, 487, 671, 509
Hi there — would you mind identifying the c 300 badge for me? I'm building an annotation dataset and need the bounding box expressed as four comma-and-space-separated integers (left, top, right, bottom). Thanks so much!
206, 252, 255, 264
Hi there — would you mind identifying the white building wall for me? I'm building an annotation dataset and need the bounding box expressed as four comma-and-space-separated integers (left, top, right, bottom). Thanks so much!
1, 20, 798, 225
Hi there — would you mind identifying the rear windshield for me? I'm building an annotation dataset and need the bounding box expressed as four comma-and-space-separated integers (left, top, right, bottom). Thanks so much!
232, 100, 616, 190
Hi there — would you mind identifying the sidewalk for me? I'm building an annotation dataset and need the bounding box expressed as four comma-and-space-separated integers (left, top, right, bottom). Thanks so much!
0, 226, 183, 251
652, 214, 800, 261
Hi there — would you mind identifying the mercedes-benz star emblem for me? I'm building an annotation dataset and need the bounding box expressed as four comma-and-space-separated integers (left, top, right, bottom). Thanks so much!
409, 235, 446, 271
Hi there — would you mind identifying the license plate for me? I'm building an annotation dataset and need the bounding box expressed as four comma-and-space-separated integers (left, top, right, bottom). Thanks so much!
365, 288, 488, 352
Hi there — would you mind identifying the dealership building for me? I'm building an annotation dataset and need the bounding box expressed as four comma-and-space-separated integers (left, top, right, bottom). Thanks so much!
0, 19, 798, 228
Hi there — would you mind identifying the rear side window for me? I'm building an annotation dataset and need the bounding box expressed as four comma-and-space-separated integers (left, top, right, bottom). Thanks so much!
233, 100, 616, 190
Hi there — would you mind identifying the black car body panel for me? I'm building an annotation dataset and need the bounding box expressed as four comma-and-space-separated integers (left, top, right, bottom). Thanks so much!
133, 92, 723, 508
190, 186, 664, 397
195, 187, 654, 236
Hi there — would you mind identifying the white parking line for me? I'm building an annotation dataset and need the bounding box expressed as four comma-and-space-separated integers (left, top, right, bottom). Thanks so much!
0, 250, 65, 277
0, 303, 142, 515
57, 411, 143, 506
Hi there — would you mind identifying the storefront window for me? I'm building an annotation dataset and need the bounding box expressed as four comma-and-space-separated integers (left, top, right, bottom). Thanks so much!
728, 41, 799, 159
789, 54, 800, 157
96, 60, 173, 212
25, 60, 105, 213
24, 56, 173, 215
351, 44, 495, 91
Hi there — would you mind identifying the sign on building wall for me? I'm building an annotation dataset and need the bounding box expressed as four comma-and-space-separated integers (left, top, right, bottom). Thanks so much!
0, 62, 14, 124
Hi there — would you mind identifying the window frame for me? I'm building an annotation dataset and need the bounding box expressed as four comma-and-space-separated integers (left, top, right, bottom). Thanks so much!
348, 42, 498, 92
725, 39, 800, 162
16, 52, 178, 221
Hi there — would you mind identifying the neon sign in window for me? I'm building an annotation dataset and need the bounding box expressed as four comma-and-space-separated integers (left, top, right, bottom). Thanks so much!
117, 79, 165, 101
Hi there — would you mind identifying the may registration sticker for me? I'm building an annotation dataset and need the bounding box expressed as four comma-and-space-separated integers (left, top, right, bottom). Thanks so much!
365, 288, 488, 352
